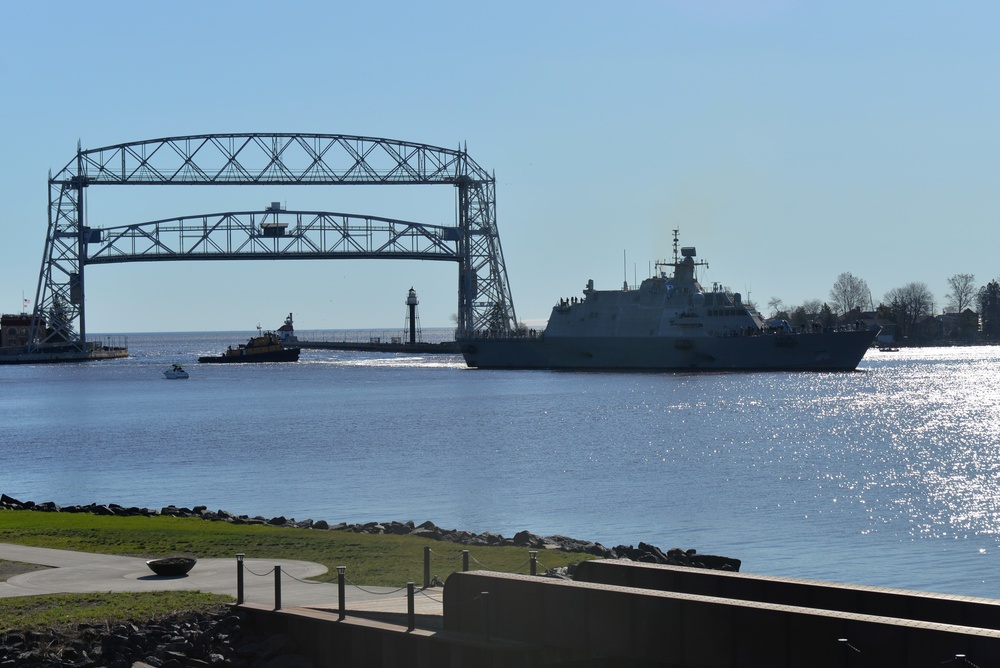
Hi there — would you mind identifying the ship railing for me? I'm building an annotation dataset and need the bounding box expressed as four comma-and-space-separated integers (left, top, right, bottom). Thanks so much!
718, 322, 874, 337
85, 335, 129, 352
462, 328, 542, 340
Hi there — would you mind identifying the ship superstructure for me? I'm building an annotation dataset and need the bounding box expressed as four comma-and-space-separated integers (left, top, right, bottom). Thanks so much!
544, 236, 770, 341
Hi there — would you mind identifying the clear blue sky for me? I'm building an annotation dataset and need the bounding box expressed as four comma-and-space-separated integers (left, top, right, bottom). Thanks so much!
2, 1, 997, 333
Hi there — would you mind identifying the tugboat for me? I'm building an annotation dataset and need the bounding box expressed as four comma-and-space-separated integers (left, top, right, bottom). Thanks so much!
458, 231, 879, 371
198, 326, 301, 363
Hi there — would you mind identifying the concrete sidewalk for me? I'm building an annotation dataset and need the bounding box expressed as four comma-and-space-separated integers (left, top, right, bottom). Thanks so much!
0, 543, 443, 617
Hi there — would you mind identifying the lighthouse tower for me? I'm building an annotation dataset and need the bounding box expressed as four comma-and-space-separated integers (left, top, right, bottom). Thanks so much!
404, 287, 421, 344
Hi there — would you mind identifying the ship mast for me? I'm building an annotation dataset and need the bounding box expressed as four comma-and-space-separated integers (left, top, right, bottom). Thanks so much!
659, 229, 707, 278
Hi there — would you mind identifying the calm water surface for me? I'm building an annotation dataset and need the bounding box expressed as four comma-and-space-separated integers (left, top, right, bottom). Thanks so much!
3, 331, 1000, 599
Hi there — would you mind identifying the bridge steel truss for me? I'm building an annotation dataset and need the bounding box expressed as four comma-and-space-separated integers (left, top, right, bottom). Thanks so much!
33, 133, 517, 350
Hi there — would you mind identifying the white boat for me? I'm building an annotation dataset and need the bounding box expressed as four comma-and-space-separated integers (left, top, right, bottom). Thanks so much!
163, 364, 189, 379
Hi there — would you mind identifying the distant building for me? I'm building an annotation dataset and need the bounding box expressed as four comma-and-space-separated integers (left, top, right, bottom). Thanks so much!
914, 314, 944, 341
1, 313, 41, 348
940, 308, 979, 341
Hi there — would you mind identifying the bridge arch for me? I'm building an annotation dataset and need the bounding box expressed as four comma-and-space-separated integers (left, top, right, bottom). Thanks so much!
33, 134, 516, 349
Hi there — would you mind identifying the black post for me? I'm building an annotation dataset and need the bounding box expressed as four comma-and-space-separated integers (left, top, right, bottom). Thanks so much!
529, 550, 538, 576
462, 549, 469, 572
407, 582, 415, 631
274, 565, 282, 610
337, 566, 346, 620
235, 553, 245, 604
423, 546, 431, 589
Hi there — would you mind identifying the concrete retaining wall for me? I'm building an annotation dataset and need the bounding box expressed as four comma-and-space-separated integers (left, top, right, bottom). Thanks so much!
237, 566, 1000, 667
237, 603, 538, 668
574, 559, 1000, 630
443, 571, 1000, 666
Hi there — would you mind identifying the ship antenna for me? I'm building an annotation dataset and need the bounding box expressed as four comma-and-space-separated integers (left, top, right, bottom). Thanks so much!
672, 229, 680, 264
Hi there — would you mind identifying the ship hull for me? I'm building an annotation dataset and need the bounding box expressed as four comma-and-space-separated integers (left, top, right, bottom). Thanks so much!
458, 329, 878, 371
197, 348, 301, 363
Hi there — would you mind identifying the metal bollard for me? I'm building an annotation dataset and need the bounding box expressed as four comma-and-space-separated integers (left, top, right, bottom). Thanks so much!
529, 550, 538, 576
337, 566, 346, 620
407, 582, 415, 631
274, 565, 282, 610
235, 553, 245, 604
423, 546, 431, 589
462, 549, 469, 572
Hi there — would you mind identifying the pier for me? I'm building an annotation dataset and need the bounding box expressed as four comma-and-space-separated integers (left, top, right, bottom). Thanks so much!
0, 338, 127, 365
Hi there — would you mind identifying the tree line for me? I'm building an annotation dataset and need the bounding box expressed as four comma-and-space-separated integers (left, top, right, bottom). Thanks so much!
765, 272, 1000, 343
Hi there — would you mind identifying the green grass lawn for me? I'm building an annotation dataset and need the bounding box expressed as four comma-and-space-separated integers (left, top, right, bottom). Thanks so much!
0, 591, 232, 633
0, 510, 592, 631
0, 511, 588, 585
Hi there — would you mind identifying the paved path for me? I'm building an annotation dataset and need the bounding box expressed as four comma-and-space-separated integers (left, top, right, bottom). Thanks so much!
0, 543, 443, 617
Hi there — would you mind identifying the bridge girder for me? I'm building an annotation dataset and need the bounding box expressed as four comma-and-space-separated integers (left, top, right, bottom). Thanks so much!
32, 134, 517, 349
86, 211, 461, 263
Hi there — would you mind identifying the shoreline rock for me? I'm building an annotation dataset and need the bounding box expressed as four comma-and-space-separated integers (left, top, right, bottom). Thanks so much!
0, 607, 314, 668
0, 493, 740, 571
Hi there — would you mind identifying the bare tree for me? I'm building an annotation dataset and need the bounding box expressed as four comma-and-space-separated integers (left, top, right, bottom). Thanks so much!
766, 297, 785, 319
829, 272, 870, 315
802, 299, 823, 316
945, 273, 976, 313
788, 299, 823, 328
884, 282, 936, 339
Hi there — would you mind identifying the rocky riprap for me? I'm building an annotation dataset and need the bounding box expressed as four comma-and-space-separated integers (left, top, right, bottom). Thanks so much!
0, 494, 740, 571
0, 608, 313, 668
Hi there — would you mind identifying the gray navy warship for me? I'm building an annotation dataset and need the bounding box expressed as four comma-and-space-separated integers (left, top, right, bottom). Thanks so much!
459, 232, 878, 371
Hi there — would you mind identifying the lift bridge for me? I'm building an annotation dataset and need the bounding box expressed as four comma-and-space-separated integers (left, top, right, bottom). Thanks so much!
31, 133, 517, 352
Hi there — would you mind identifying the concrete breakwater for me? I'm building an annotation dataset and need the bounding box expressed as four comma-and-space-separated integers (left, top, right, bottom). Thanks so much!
0, 494, 740, 571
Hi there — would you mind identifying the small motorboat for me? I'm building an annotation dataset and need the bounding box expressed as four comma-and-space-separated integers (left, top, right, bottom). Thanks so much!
163, 363, 190, 379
